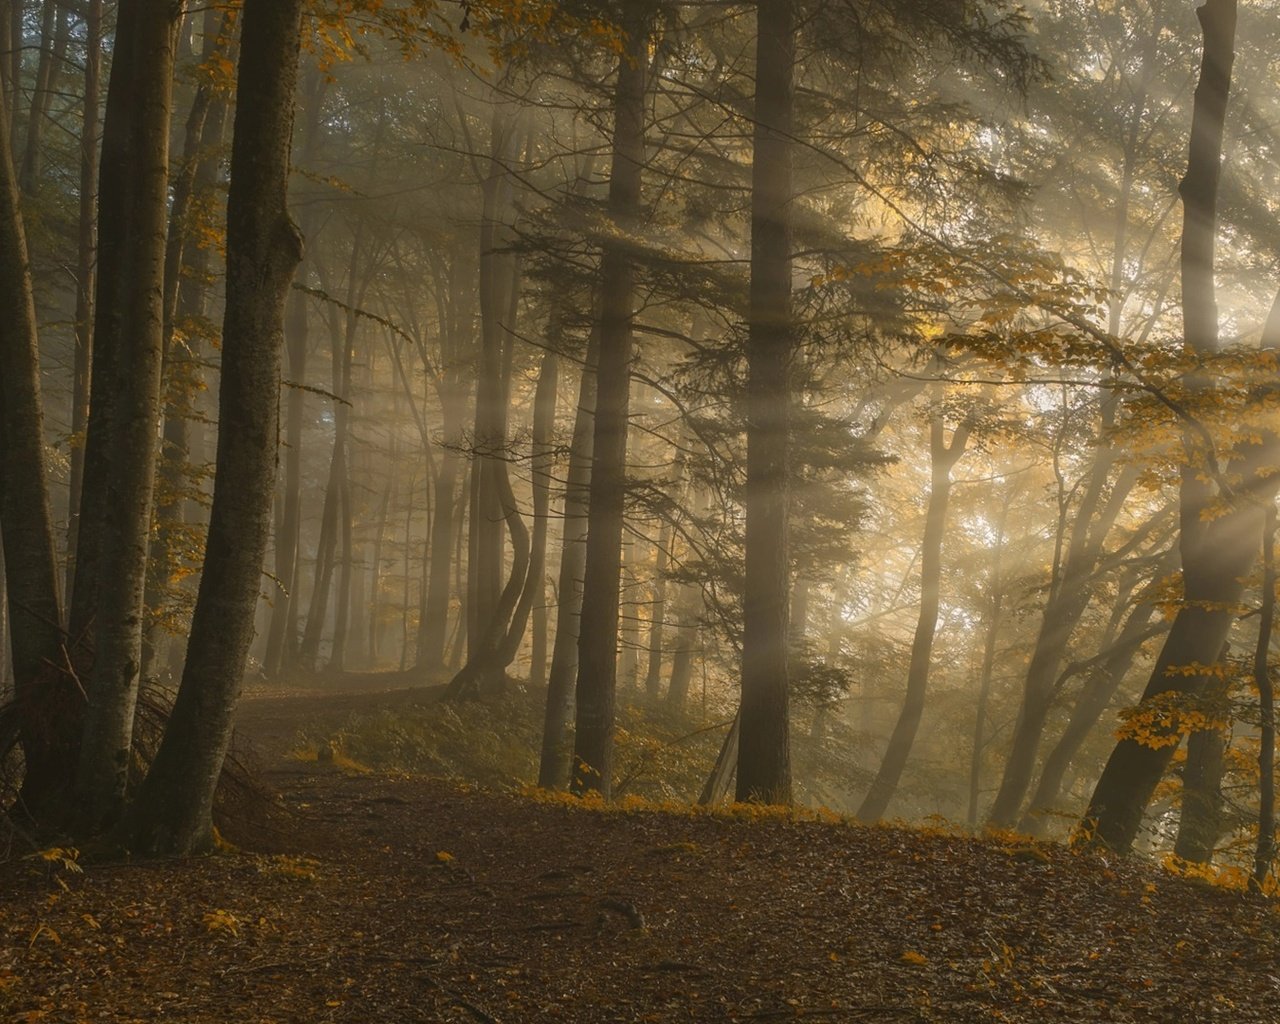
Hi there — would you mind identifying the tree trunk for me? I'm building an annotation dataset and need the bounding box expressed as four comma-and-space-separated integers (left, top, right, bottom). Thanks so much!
537, 327, 599, 788
570, 14, 648, 798
17, 0, 68, 196
1018, 561, 1173, 835
968, 493, 1011, 827
74, 0, 182, 831
1173, 668, 1229, 863
644, 515, 673, 701
1254, 503, 1276, 889
64, 0, 102, 607
1083, 0, 1256, 854
735, 0, 795, 806
0, 61, 69, 814
525, 350, 558, 684
857, 413, 972, 821
143, 10, 234, 677
263, 69, 326, 680
128, 0, 303, 855
985, 457, 1139, 827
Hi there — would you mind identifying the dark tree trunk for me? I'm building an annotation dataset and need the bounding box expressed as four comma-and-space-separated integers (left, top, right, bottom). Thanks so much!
128, 0, 304, 855
857, 413, 972, 821
1173, 668, 1229, 863
64, 0, 101, 607
0, 63, 69, 814
617, 534, 640, 694
570, 14, 648, 798
735, 0, 795, 805
537, 327, 599, 788
74, 0, 182, 830
1083, 0, 1255, 854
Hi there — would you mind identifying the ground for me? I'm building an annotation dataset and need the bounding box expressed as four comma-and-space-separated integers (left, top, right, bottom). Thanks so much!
3, 686, 1280, 1023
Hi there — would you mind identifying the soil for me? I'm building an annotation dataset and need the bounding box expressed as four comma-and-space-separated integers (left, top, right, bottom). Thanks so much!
3, 685, 1280, 1023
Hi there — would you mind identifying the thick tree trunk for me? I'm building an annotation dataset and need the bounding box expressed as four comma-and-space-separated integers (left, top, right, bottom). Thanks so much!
570, 15, 648, 798
0, 66, 69, 813
735, 0, 795, 805
857, 413, 971, 821
1173, 669, 1229, 862
537, 327, 598, 788
74, 0, 182, 831
128, 0, 303, 855
64, 0, 101, 607
1083, 0, 1253, 854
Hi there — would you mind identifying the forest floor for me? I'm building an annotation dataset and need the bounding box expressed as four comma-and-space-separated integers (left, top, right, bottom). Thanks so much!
4, 685, 1280, 1023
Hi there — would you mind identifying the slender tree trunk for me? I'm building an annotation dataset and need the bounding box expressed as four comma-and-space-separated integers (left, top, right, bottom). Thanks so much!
570, 14, 648, 797
1018, 562, 1173, 834
0, 62, 68, 814
1254, 503, 1276, 889
263, 69, 326, 680
736, 0, 795, 805
144, 10, 234, 677
985, 459, 1139, 827
525, 350, 558, 684
64, 0, 101, 608
75, 0, 183, 831
17, 0, 66, 196
128, 0, 303, 855
857, 413, 972, 821
537, 327, 599, 788
968, 494, 1011, 827
617, 534, 639, 693
644, 517, 673, 702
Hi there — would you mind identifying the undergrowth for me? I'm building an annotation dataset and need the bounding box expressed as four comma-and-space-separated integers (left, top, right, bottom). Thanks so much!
289, 685, 730, 802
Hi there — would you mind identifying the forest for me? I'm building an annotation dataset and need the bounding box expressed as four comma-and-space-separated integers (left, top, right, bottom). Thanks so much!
5, 0, 1280, 1019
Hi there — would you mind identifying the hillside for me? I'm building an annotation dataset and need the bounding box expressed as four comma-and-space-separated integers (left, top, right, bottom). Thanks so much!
2, 690, 1277, 1023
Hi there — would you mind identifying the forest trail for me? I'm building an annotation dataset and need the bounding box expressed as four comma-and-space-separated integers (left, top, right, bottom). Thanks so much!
3, 688, 1279, 1024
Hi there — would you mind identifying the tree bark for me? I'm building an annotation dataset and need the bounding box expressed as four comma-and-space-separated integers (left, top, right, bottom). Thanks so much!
570, 14, 648, 798
735, 0, 795, 805
74, 0, 183, 831
64, 0, 101, 607
128, 0, 304, 855
525, 350, 558, 685
857, 412, 972, 821
1254, 503, 1276, 889
537, 327, 599, 788
0, 61, 69, 814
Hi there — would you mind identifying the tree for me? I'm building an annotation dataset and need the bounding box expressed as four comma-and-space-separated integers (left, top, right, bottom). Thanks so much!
1081, 0, 1280, 853
570, 7, 651, 797
128, 0, 305, 855
72, 0, 184, 830
735, 0, 795, 805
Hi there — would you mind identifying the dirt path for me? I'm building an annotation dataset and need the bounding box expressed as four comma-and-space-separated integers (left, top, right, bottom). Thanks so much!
3, 690, 1279, 1023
